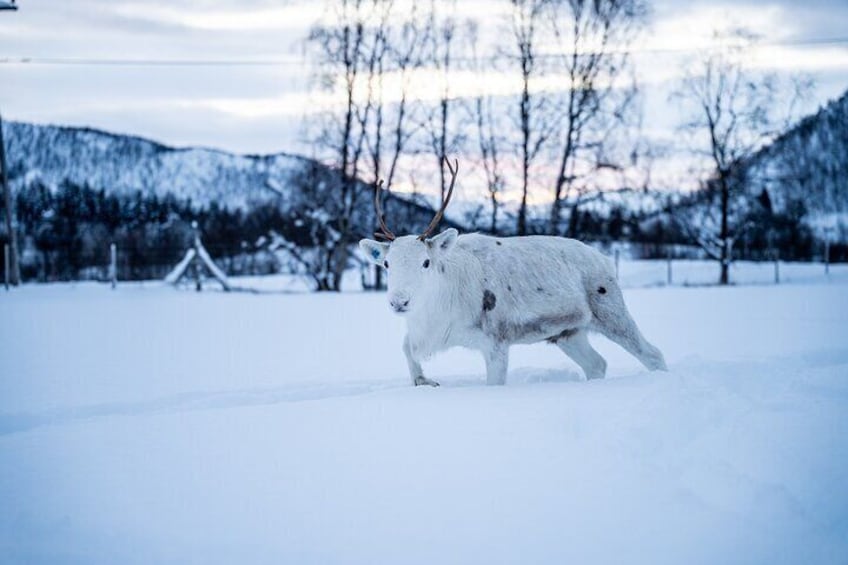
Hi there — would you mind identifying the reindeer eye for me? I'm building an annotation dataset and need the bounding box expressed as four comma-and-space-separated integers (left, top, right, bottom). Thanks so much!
423, 259, 430, 269
383, 261, 389, 269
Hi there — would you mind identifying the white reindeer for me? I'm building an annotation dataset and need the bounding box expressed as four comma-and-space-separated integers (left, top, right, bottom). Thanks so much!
360, 159, 667, 386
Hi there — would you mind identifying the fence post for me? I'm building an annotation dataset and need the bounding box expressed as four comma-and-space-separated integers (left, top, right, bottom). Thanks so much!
3, 243, 8, 291
666, 247, 673, 286
774, 249, 780, 284
614, 248, 620, 280
825, 237, 830, 276
109, 243, 117, 289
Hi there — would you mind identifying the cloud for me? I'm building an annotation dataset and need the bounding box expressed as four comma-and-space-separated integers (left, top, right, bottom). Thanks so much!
1, 0, 845, 163
112, 2, 323, 32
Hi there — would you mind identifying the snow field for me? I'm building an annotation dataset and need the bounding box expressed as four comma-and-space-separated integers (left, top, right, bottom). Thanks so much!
1, 264, 847, 563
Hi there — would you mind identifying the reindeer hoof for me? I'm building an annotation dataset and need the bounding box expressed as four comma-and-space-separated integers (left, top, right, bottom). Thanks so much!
414, 376, 440, 387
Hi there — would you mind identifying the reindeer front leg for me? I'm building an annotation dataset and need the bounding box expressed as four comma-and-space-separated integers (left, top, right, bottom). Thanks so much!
403, 335, 439, 387
484, 342, 509, 386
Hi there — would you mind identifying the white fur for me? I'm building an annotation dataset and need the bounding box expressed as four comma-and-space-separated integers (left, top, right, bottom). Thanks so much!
360, 229, 667, 386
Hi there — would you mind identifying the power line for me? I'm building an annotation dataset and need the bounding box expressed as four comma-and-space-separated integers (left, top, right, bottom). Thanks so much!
0, 57, 306, 67
1, 37, 847, 67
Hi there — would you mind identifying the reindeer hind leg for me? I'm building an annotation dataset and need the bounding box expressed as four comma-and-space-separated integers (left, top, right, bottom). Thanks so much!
589, 282, 667, 371
554, 329, 607, 380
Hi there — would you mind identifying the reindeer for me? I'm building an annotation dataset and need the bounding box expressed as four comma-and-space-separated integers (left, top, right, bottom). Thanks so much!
360, 159, 667, 386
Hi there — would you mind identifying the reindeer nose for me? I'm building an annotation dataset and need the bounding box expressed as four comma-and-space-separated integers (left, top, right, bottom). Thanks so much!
389, 295, 410, 313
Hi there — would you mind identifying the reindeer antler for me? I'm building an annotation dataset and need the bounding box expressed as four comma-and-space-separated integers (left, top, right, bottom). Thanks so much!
373, 179, 396, 242
418, 157, 458, 241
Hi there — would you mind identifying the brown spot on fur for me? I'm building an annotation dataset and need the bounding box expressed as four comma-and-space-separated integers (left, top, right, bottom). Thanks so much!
483, 290, 497, 312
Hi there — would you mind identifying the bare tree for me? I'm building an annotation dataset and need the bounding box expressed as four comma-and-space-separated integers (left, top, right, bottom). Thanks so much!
509, 0, 554, 235
673, 29, 794, 285
423, 0, 462, 203
354, 1, 432, 289
464, 20, 506, 234
308, 0, 385, 290
381, 2, 430, 192
359, 2, 392, 187
546, 0, 646, 236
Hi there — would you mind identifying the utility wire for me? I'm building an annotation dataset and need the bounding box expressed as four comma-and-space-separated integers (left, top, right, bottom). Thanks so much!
0, 57, 304, 66
1, 37, 847, 67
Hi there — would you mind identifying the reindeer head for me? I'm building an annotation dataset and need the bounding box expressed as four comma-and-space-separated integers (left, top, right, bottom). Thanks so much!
360, 159, 459, 314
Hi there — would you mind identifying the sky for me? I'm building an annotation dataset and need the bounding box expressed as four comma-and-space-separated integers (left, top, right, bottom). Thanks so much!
0, 0, 847, 193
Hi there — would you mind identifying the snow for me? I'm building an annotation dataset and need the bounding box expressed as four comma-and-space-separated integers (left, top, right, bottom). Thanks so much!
1, 262, 848, 564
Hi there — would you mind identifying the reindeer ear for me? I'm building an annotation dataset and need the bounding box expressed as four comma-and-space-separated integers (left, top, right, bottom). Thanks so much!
426, 228, 458, 254
359, 239, 390, 265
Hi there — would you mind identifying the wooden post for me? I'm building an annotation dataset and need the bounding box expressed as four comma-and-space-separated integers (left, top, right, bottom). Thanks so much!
3, 243, 8, 291
190, 243, 202, 292
614, 248, 620, 280
0, 112, 20, 286
374, 264, 383, 291
109, 243, 117, 289
192, 221, 202, 292
774, 249, 780, 284
825, 237, 830, 276
666, 247, 673, 286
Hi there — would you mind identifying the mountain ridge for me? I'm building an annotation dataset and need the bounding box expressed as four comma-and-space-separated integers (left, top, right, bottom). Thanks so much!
744, 90, 848, 240
3, 119, 309, 210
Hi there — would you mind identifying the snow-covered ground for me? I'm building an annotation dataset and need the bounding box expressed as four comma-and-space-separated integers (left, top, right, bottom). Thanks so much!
1, 262, 848, 564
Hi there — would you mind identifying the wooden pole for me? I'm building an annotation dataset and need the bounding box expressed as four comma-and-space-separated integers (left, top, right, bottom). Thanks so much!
110, 243, 117, 289
825, 237, 830, 276
193, 256, 202, 292
0, 113, 20, 286
774, 249, 780, 284
614, 248, 620, 280
192, 221, 202, 292
666, 247, 673, 286
3, 243, 8, 291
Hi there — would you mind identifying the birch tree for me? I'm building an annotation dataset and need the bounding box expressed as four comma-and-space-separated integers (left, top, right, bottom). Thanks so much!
546, 0, 646, 236
673, 29, 788, 285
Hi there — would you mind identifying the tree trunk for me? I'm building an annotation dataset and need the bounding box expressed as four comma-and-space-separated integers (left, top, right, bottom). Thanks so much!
566, 205, 580, 238
438, 97, 448, 202
719, 173, 730, 285
490, 192, 498, 235
517, 73, 530, 236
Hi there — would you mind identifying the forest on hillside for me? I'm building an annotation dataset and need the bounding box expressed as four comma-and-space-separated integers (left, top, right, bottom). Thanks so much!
4, 172, 833, 283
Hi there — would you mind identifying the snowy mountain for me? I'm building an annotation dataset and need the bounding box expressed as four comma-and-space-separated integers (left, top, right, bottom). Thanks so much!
744, 90, 848, 241
3, 120, 463, 232
1, 120, 471, 283
3, 120, 306, 210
